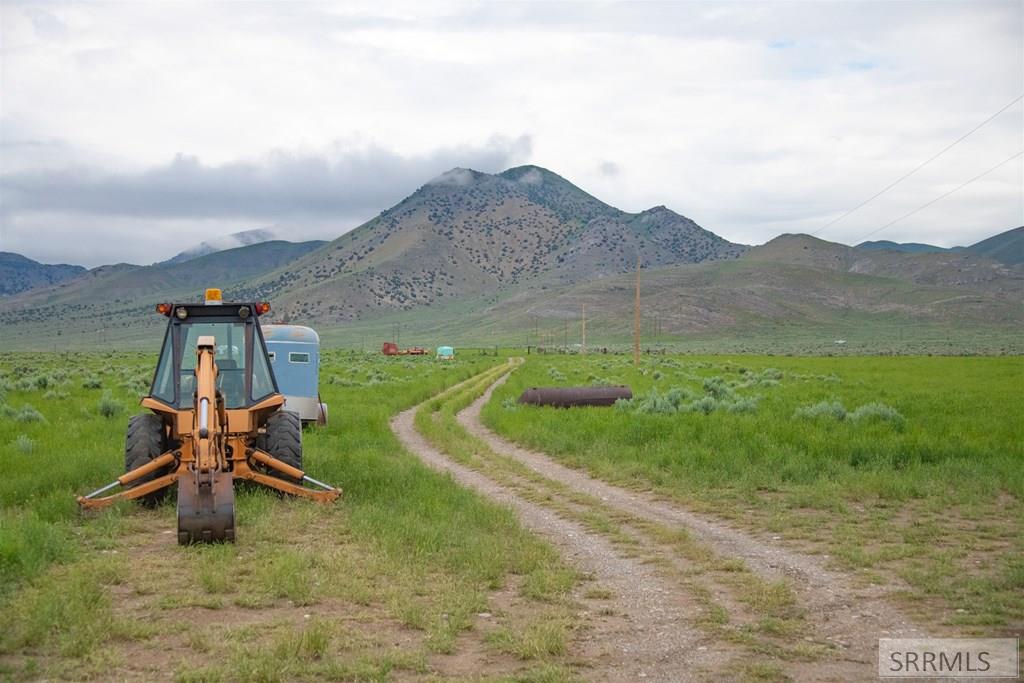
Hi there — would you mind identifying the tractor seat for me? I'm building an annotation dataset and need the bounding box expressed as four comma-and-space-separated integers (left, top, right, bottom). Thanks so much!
216, 360, 245, 408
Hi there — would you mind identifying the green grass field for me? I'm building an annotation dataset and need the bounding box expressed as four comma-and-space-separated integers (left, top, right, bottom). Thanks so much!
482, 354, 1024, 631
1, 349, 1020, 680
0, 351, 580, 681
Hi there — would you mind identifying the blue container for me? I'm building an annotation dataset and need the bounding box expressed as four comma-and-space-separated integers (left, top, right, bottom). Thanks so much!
263, 324, 327, 425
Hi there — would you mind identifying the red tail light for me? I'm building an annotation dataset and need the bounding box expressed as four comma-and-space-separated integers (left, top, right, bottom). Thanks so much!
156, 303, 172, 316
255, 302, 271, 315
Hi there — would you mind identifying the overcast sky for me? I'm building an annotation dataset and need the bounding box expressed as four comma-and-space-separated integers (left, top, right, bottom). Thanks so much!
1, 1, 1021, 267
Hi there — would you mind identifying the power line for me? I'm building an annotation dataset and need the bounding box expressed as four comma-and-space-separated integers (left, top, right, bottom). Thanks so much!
811, 93, 1024, 236
851, 149, 1023, 244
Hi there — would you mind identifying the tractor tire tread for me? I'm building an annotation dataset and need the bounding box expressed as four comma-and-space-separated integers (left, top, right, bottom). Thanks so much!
260, 410, 302, 483
124, 413, 171, 507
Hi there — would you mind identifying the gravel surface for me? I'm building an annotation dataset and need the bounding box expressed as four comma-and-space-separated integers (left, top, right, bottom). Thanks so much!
392, 402, 734, 682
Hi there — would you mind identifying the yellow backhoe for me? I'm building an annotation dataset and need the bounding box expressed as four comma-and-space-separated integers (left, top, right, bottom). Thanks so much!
77, 288, 340, 543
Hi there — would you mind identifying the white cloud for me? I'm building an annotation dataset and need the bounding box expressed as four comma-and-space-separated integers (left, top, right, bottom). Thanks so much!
0, 136, 531, 266
0, 0, 1020, 264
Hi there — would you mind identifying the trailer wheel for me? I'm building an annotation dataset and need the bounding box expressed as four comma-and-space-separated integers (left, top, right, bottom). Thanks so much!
258, 410, 302, 483
124, 414, 172, 507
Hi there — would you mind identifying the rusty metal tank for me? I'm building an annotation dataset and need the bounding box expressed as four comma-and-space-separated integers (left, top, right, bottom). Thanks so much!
517, 386, 632, 408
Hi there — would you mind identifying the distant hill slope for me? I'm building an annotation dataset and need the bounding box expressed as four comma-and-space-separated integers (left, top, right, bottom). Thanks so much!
856, 240, 961, 254
0, 252, 86, 297
240, 165, 746, 322
486, 255, 1024, 338
855, 226, 1022, 266
304, 247, 1024, 354
162, 228, 279, 265
749, 234, 1021, 294
963, 226, 1024, 266
0, 240, 325, 345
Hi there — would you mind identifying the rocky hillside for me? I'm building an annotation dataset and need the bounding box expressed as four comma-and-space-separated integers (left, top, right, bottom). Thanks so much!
244, 165, 745, 322
0, 252, 86, 297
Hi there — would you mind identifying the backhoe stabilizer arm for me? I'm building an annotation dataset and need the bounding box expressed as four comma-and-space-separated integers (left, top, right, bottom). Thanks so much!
244, 448, 342, 503
77, 451, 179, 509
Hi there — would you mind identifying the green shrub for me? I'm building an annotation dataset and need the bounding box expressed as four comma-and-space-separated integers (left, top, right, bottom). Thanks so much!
726, 397, 760, 413
702, 376, 733, 400
97, 394, 122, 418
14, 435, 35, 454
687, 396, 718, 415
546, 367, 566, 382
120, 380, 147, 394
622, 385, 759, 416
666, 387, 696, 404
794, 400, 904, 428
15, 405, 44, 423
794, 401, 847, 420
81, 377, 102, 390
849, 402, 905, 426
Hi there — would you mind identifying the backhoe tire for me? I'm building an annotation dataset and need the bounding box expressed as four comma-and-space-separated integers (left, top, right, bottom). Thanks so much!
125, 414, 172, 507
258, 410, 302, 484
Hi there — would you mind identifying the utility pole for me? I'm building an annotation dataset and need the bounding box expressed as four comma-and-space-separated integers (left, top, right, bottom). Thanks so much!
581, 304, 587, 355
634, 253, 641, 368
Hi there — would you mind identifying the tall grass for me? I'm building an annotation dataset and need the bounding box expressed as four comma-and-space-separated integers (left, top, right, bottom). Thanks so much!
485, 356, 1022, 502
483, 354, 1024, 628
1, 350, 581, 678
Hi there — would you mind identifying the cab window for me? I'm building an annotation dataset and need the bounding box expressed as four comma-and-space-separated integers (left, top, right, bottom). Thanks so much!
180, 322, 247, 408
251, 341, 275, 402
151, 327, 175, 403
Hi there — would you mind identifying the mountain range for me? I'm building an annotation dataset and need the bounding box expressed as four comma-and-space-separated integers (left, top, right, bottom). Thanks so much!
161, 228, 280, 265
0, 252, 87, 297
857, 227, 1023, 265
0, 165, 1021, 352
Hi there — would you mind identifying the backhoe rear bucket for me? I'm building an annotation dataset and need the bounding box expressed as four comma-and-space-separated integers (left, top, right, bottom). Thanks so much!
177, 470, 235, 545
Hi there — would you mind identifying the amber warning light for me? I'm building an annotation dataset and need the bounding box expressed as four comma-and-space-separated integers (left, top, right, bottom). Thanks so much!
204, 288, 223, 305
156, 303, 172, 316
255, 302, 271, 315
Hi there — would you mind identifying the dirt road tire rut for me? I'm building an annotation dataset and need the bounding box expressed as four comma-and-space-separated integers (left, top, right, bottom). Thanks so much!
459, 370, 927, 680
392, 398, 730, 682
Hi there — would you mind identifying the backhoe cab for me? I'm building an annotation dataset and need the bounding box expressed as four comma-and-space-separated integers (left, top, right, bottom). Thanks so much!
78, 289, 340, 544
